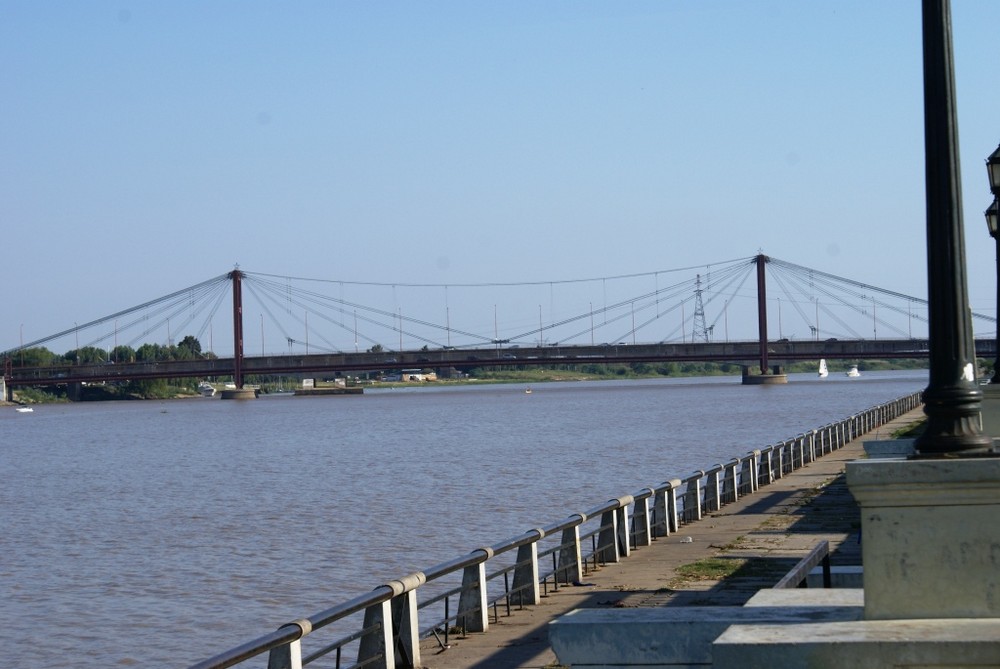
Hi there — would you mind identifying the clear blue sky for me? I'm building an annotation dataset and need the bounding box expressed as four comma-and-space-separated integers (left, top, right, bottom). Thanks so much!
3, 1, 1000, 350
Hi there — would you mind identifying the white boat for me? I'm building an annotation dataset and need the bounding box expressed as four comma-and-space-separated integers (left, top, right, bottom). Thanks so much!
818, 359, 828, 378
846, 365, 861, 378
198, 382, 217, 397
15, 406, 33, 413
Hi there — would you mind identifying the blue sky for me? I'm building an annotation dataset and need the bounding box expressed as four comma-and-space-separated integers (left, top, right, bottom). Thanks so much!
4, 1, 1000, 352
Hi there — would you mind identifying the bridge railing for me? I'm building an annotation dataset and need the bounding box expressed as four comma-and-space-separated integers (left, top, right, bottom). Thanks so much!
187, 391, 922, 669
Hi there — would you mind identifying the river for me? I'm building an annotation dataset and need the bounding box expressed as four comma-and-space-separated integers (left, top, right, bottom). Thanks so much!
1, 370, 926, 667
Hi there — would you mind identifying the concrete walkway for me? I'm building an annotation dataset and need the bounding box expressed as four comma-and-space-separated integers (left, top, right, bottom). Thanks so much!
418, 407, 925, 669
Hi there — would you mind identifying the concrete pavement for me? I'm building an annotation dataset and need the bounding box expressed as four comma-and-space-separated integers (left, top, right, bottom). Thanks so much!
417, 407, 925, 669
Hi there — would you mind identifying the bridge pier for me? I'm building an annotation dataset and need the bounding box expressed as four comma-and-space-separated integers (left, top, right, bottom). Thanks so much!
66, 382, 83, 402
741, 364, 788, 385
220, 387, 258, 400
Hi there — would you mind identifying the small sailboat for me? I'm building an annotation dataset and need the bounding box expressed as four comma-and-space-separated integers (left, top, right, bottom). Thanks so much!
818, 359, 828, 378
846, 364, 861, 378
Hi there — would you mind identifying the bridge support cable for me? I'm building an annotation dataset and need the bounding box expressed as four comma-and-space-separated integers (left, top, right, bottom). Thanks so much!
766, 255, 994, 337
582, 259, 754, 345
766, 257, 930, 340
244, 272, 493, 352
772, 265, 916, 340
119, 279, 232, 351
704, 262, 756, 337
545, 273, 698, 345
241, 281, 315, 354
245, 276, 394, 353
2, 273, 231, 358
766, 268, 865, 341
192, 286, 230, 346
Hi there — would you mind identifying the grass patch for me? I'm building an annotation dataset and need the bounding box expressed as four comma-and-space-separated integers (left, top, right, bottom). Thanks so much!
672, 557, 747, 584
891, 419, 926, 439
670, 556, 790, 588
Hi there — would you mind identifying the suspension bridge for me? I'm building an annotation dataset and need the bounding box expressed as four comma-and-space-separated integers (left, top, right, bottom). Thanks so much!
3, 254, 996, 395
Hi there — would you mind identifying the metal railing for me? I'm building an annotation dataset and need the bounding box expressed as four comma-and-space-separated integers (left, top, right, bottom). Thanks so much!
773, 540, 832, 589
187, 391, 921, 669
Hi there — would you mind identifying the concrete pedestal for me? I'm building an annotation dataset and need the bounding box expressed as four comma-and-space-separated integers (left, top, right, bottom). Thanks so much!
713, 618, 1000, 669
220, 387, 258, 400
548, 606, 861, 668
980, 383, 1000, 441
846, 457, 1000, 620
744, 588, 864, 608
861, 438, 915, 458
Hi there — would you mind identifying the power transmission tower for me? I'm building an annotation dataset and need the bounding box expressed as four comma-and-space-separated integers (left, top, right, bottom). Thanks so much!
692, 274, 710, 343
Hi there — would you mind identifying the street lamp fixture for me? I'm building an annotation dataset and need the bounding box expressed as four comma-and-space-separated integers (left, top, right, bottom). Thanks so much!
987, 197, 1000, 384
986, 144, 1000, 195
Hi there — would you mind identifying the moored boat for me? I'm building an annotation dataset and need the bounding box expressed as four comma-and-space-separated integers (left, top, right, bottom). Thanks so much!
198, 382, 217, 397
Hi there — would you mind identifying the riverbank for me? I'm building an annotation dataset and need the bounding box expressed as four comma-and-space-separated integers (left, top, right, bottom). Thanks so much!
417, 404, 925, 669
5, 359, 931, 403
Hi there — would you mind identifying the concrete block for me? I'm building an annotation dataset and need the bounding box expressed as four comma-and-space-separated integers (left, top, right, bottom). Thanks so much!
847, 457, 1000, 619
548, 606, 861, 668
806, 565, 863, 588
861, 438, 914, 458
744, 588, 863, 608
980, 383, 1000, 440
713, 618, 1000, 669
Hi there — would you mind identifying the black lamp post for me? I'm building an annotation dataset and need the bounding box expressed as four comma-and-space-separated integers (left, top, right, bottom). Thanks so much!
913, 0, 993, 456
986, 145, 1000, 193
986, 194, 1000, 384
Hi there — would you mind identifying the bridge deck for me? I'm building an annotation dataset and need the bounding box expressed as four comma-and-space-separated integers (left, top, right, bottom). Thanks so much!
5, 338, 968, 387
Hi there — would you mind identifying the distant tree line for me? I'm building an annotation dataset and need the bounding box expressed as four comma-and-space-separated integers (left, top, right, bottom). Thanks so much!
9, 335, 213, 367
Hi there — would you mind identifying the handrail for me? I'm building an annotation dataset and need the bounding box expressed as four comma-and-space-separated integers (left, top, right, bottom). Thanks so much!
186, 391, 921, 669
773, 540, 832, 589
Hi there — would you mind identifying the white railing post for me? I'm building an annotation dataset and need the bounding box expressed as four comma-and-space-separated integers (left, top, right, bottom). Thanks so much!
599, 497, 631, 563
723, 458, 740, 503
457, 548, 492, 633
685, 472, 703, 522
774, 444, 785, 479
704, 465, 722, 512
359, 599, 395, 669
758, 448, 773, 486
386, 573, 425, 668
616, 496, 632, 556
665, 479, 681, 532
557, 516, 584, 584
266, 619, 310, 669
632, 490, 653, 547
741, 451, 759, 493
511, 530, 542, 606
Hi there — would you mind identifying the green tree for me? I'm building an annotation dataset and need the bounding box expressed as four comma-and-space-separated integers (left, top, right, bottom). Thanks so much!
79, 346, 108, 363
13, 346, 57, 366
136, 343, 165, 361
111, 345, 135, 363
176, 335, 202, 359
